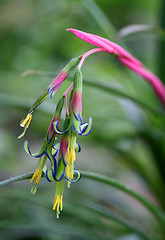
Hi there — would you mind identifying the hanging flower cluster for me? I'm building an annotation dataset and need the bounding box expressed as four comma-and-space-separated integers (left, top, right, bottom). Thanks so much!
19, 28, 165, 218
19, 57, 92, 218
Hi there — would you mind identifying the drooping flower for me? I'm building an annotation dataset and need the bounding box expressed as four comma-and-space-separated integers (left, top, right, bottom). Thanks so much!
67, 28, 165, 108
53, 69, 92, 137
20, 59, 92, 217
53, 70, 92, 190
23, 96, 64, 193
19, 57, 81, 138
43, 114, 81, 217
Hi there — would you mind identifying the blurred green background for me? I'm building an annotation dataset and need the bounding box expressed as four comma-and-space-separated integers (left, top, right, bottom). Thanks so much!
0, 0, 165, 239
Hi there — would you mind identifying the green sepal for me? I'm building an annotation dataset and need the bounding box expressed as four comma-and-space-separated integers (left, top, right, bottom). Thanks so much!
73, 69, 82, 92
80, 117, 92, 136
54, 96, 65, 119
65, 57, 81, 73
29, 89, 49, 113
69, 89, 73, 107
72, 114, 81, 134
56, 159, 65, 181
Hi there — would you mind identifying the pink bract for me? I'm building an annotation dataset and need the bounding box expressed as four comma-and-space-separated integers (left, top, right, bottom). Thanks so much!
70, 91, 82, 116
67, 28, 165, 108
118, 56, 165, 106
49, 70, 68, 96
67, 28, 115, 54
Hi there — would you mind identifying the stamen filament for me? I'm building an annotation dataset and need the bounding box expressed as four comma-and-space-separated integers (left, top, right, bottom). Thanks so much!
63, 83, 73, 113
53, 179, 64, 218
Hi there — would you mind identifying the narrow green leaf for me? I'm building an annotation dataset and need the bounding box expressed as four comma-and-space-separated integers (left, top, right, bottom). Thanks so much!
81, 0, 116, 38
1, 171, 165, 227
85, 204, 153, 240
116, 24, 165, 40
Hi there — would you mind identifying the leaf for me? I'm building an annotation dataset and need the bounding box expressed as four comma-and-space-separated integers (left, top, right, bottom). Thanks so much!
81, 0, 116, 38
1, 171, 165, 228
116, 24, 165, 40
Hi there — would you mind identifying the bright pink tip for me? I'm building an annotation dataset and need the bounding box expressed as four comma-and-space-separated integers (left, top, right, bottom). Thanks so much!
70, 91, 82, 115
67, 28, 142, 65
49, 71, 68, 95
67, 28, 165, 107
67, 28, 115, 54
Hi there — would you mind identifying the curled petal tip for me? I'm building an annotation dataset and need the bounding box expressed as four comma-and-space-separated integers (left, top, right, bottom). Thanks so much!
18, 127, 27, 139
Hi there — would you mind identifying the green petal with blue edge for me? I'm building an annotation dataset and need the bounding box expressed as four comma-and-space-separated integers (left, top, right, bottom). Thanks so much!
80, 117, 92, 136
53, 121, 71, 135
75, 142, 81, 152
53, 143, 60, 150
46, 148, 56, 171
23, 140, 47, 158
72, 116, 81, 134
65, 170, 81, 183
52, 143, 60, 156
44, 168, 55, 182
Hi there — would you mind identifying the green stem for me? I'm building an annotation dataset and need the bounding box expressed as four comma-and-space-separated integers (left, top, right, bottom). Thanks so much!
0, 171, 165, 227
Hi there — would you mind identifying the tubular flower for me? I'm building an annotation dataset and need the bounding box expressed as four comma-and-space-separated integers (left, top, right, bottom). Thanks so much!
53, 69, 92, 137
43, 114, 81, 218
53, 70, 92, 190
19, 57, 81, 138
23, 96, 64, 193
67, 28, 165, 108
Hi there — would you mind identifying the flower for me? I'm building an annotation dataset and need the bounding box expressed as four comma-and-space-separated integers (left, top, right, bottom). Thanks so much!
53, 70, 92, 136
67, 28, 165, 108
43, 114, 81, 218
19, 57, 81, 138
23, 96, 64, 193
20, 58, 93, 217
52, 70, 92, 193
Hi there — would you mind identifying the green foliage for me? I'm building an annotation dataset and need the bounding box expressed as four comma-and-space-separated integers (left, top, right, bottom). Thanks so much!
0, 0, 165, 239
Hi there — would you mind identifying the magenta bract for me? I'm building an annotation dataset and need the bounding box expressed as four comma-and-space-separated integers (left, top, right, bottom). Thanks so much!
67, 28, 165, 108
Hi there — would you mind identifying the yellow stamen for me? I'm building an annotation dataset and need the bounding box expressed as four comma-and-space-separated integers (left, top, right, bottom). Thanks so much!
20, 113, 32, 128
60, 195, 63, 211
66, 165, 70, 179
70, 148, 75, 163
67, 149, 70, 164
53, 196, 58, 211
30, 169, 39, 183
35, 170, 42, 184
57, 195, 60, 213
